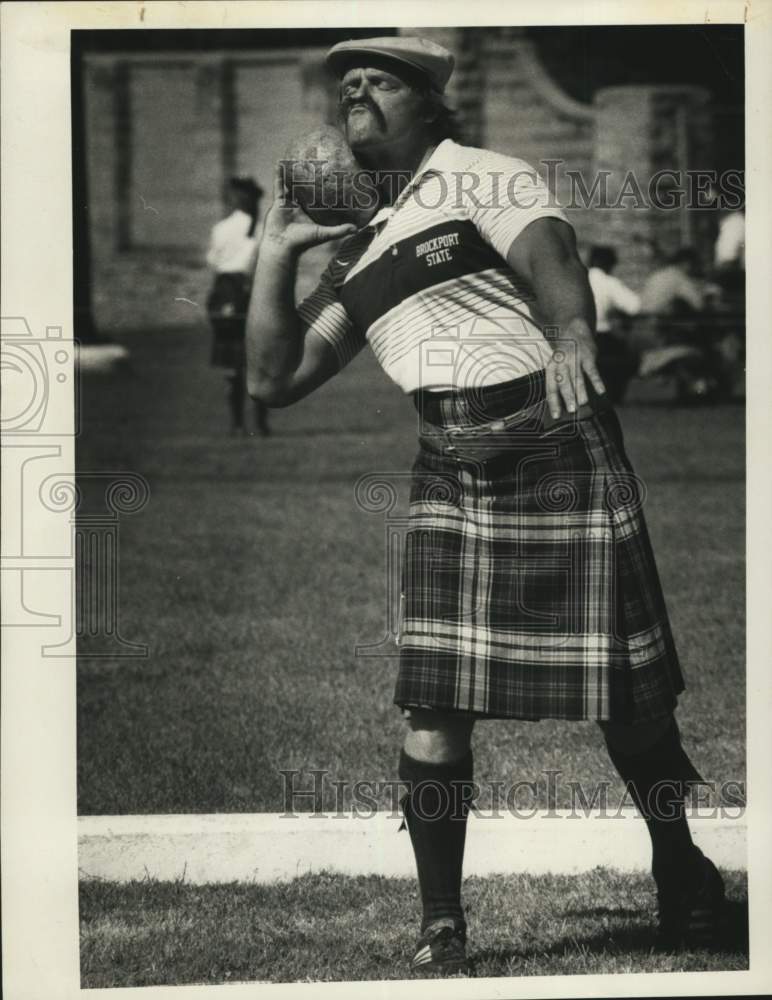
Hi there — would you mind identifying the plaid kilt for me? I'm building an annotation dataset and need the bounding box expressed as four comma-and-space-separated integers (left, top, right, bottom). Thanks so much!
207, 273, 250, 369
394, 375, 685, 723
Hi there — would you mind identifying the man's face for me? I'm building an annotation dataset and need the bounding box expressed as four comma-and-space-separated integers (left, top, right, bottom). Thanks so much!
338, 63, 426, 153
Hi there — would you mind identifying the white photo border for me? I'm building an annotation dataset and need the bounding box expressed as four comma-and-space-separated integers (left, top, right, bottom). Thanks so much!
1, 2, 770, 998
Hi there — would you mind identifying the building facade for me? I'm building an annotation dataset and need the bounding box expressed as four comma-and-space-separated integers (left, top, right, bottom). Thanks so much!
81, 27, 722, 333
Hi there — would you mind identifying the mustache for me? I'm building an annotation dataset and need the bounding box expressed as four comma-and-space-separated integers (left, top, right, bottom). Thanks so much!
339, 97, 387, 131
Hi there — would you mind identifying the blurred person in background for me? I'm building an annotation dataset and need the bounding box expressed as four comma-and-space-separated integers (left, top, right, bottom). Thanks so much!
640, 247, 705, 318
639, 248, 737, 403
587, 245, 641, 404
710, 210, 745, 397
714, 209, 745, 272
713, 208, 745, 309
206, 176, 271, 436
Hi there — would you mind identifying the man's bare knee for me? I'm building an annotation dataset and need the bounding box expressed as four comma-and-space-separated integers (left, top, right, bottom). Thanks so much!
403, 709, 475, 764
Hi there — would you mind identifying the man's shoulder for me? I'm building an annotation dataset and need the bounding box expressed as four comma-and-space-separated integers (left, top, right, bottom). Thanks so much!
319, 229, 374, 288
440, 140, 542, 176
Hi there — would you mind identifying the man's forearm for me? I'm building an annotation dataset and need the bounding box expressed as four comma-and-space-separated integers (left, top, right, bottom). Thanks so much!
505, 220, 596, 340
245, 245, 304, 397
533, 257, 597, 338
518, 237, 605, 412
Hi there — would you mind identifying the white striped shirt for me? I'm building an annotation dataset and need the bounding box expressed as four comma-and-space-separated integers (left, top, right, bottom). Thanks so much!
297, 139, 569, 393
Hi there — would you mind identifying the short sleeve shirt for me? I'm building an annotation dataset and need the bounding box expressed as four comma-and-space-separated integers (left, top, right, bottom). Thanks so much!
640, 266, 704, 315
297, 139, 569, 393
207, 210, 260, 275
588, 267, 641, 333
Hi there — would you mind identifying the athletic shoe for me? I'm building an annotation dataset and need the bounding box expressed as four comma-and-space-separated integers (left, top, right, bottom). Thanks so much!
654, 848, 727, 952
410, 919, 469, 976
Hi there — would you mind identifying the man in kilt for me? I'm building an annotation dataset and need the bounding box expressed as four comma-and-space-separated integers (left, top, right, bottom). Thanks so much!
246, 36, 726, 975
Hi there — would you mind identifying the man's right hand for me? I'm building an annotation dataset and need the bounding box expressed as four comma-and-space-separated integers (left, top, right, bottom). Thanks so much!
261, 163, 357, 257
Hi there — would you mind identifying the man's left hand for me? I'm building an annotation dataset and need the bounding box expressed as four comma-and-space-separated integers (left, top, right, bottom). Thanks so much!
545, 318, 606, 419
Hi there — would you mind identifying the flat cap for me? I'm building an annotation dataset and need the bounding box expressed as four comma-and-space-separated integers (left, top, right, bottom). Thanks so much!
325, 36, 454, 93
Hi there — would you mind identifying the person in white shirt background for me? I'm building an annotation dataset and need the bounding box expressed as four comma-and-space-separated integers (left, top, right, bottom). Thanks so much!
714, 209, 745, 273
712, 209, 745, 318
206, 176, 270, 435
640, 247, 706, 318
637, 246, 742, 403
587, 245, 641, 403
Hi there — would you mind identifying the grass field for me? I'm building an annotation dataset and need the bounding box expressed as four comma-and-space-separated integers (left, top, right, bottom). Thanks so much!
76, 326, 745, 815
79, 868, 748, 986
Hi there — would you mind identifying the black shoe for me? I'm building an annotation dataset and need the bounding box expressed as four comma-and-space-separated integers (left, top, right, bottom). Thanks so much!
654, 849, 727, 952
410, 919, 469, 976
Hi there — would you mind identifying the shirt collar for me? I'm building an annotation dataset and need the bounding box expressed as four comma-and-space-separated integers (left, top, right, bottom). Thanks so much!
364, 138, 458, 231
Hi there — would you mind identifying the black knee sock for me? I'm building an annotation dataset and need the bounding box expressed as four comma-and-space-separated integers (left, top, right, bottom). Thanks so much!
254, 399, 269, 432
398, 749, 474, 932
227, 373, 244, 428
604, 718, 704, 890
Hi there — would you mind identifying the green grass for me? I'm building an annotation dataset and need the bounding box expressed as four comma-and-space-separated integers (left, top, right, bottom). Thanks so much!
79, 868, 748, 986
76, 327, 745, 814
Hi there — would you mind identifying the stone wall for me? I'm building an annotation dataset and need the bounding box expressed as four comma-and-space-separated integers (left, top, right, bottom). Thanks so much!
415, 27, 714, 291
590, 85, 713, 290
83, 50, 339, 335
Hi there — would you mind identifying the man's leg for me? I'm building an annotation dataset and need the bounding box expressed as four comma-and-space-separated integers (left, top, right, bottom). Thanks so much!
254, 398, 271, 436
399, 710, 475, 973
227, 365, 246, 432
599, 714, 725, 949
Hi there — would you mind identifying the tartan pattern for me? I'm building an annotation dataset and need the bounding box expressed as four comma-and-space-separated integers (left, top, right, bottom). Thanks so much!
395, 406, 685, 722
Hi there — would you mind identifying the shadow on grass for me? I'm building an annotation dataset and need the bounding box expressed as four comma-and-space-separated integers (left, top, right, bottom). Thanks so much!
470, 897, 748, 973
622, 396, 745, 410
470, 925, 652, 972
276, 426, 397, 438
561, 906, 643, 919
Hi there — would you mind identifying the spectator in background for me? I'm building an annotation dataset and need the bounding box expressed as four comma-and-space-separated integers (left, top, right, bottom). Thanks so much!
637, 247, 736, 402
714, 209, 745, 272
713, 209, 745, 310
207, 177, 270, 436
640, 247, 705, 318
587, 245, 641, 403
710, 211, 746, 396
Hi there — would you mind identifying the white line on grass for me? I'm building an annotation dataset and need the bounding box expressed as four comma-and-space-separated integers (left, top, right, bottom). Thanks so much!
78, 808, 746, 885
